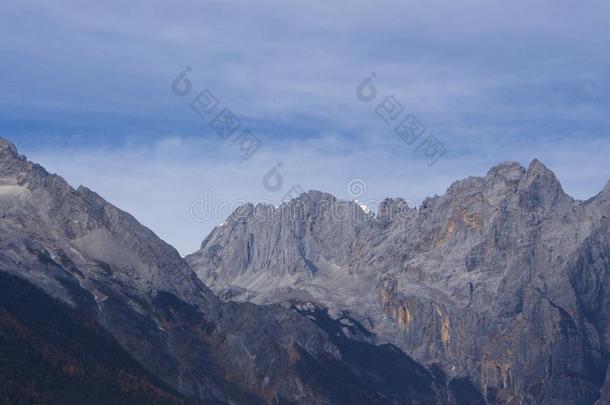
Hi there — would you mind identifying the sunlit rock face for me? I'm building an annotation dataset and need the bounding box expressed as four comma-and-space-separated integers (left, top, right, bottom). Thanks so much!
189, 158, 610, 405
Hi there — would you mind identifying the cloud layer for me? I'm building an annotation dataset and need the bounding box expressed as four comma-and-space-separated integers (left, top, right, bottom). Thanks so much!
1, 0, 609, 253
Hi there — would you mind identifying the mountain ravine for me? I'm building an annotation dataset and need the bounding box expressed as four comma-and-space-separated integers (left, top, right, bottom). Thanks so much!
187, 161, 610, 405
0, 137, 485, 404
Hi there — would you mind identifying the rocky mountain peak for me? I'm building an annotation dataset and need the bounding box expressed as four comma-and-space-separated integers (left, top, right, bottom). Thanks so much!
478, 161, 526, 206
187, 190, 372, 290
525, 158, 555, 178
0, 141, 72, 197
0, 138, 24, 165
0, 138, 18, 155
378, 198, 415, 222
224, 191, 340, 225
229, 202, 255, 221
283, 190, 339, 215
485, 161, 525, 182
516, 158, 570, 210
0, 140, 211, 309
297, 189, 336, 204
437, 163, 520, 215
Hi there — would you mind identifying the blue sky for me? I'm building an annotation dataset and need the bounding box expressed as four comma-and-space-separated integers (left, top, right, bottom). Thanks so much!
1, 0, 609, 254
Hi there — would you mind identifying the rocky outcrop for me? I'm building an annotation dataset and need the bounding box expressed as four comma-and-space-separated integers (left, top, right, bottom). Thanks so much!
188, 191, 371, 293
189, 158, 610, 405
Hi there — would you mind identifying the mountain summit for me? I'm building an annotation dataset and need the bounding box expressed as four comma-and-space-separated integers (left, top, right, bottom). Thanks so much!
188, 159, 610, 405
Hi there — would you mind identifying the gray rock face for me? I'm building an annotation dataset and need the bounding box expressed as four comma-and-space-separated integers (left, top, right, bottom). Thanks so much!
188, 158, 610, 404
189, 191, 371, 294
0, 138, 464, 404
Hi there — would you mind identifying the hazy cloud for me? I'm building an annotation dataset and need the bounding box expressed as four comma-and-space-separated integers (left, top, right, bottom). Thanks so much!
1, 0, 609, 253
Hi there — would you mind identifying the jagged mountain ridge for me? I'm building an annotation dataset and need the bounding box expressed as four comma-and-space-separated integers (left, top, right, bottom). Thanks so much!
0, 138, 479, 404
188, 159, 610, 405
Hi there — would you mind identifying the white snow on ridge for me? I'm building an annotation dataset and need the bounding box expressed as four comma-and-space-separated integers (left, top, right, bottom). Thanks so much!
354, 200, 371, 214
